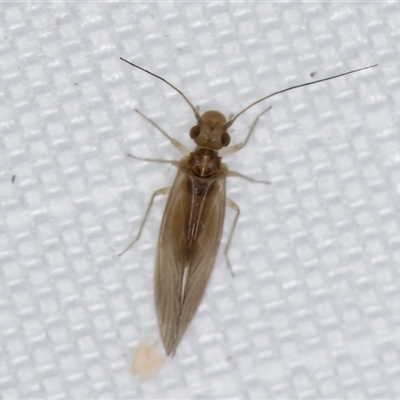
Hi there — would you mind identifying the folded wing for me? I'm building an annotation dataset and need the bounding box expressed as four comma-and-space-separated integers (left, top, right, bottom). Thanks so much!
155, 164, 227, 355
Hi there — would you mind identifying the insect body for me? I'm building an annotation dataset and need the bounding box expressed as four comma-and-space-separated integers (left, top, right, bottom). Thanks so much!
119, 58, 376, 355
155, 111, 230, 354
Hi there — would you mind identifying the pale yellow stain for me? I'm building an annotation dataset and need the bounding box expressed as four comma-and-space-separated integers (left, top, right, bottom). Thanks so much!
131, 341, 164, 380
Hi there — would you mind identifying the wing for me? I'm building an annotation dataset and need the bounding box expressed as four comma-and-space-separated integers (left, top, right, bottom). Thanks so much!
154, 161, 228, 355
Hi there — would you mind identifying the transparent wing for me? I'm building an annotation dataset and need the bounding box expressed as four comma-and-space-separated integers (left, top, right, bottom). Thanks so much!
154, 163, 227, 355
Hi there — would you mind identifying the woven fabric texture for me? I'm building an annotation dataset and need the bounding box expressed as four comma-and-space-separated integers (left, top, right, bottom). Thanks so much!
0, 3, 399, 399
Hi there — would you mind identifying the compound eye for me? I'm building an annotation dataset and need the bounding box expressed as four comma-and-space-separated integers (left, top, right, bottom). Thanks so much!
221, 132, 231, 147
190, 125, 201, 139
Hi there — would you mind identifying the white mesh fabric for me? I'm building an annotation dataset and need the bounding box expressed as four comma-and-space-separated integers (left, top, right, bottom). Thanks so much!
0, 2, 399, 398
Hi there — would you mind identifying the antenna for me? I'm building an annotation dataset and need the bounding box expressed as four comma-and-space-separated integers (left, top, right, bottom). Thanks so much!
120, 57, 202, 123
225, 64, 378, 128
120, 57, 377, 130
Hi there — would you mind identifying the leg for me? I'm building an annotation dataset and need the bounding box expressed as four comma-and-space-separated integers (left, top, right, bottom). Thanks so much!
118, 187, 170, 256
220, 106, 272, 156
135, 108, 189, 155
127, 153, 179, 167
224, 198, 241, 276
228, 170, 270, 185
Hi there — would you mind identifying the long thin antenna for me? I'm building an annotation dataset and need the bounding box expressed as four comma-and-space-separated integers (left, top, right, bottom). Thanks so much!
120, 57, 202, 123
225, 64, 378, 128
